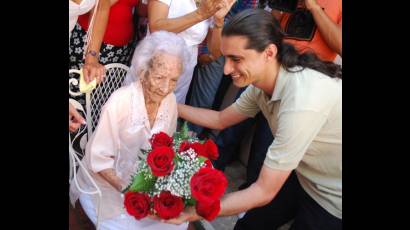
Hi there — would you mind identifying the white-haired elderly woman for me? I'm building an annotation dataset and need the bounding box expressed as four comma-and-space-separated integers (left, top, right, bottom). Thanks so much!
147, 0, 236, 103
69, 31, 190, 230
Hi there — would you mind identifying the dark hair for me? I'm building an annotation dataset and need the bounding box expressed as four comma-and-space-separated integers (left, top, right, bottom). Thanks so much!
222, 9, 341, 79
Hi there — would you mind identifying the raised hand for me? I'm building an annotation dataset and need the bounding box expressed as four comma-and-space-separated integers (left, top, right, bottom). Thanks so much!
197, 0, 225, 20
214, 0, 236, 21
303, 0, 320, 11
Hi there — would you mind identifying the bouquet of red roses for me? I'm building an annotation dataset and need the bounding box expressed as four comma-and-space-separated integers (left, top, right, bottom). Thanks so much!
123, 123, 228, 221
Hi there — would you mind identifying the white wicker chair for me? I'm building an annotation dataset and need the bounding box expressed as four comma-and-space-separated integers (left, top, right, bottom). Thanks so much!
69, 63, 130, 230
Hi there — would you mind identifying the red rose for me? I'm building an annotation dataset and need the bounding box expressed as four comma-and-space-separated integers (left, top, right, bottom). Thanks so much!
178, 141, 191, 153
196, 200, 220, 221
190, 142, 206, 158
190, 167, 228, 204
153, 191, 184, 220
150, 132, 173, 149
204, 139, 219, 160
147, 146, 175, 176
124, 191, 151, 220
179, 140, 218, 160
179, 141, 206, 158
203, 159, 213, 168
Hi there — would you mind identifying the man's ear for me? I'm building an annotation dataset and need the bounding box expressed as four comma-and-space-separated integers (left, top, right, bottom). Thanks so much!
265, 44, 278, 61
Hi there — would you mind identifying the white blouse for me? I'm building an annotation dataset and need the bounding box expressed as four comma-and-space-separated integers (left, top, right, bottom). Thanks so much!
154, 0, 211, 47
69, 0, 95, 39
69, 80, 178, 221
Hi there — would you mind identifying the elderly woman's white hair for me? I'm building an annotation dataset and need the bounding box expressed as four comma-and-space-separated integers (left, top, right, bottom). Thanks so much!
123, 31, 190, 85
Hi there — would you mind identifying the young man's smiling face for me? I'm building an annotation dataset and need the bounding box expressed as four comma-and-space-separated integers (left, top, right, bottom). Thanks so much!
221, 35, 270, 88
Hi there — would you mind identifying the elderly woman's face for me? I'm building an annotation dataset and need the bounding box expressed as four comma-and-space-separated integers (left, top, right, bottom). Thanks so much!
141, 53, 182, 103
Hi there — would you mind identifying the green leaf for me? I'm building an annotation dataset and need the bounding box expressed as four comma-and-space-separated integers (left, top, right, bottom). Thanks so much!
180, 121, 189, 139
185, 197, 196, 206
175, 153, 183, 163
140, 148, 150, 156
197, 156, 207, 164
129, 171, 156, 192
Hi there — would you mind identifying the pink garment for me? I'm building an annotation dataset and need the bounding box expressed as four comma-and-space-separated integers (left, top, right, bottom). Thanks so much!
70, 79, 178, 222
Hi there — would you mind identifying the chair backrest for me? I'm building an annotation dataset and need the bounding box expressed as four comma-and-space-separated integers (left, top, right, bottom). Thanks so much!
69, 62, 130, 177
69, 63, 130, 145
86, 63, 130, 135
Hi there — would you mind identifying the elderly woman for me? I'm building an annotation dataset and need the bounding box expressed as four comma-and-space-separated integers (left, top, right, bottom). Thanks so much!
147, 0, 236, 103
69, 31, 190, 230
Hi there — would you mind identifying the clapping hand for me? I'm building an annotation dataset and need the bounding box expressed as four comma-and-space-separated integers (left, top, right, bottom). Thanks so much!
214, 0, 236, 21
197, 0, 225, 19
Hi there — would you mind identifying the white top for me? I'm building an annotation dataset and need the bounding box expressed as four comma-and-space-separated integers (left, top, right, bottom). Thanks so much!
155, 0, 211, 47
69, 0, 95, 39
69, 80, 178, 221
234, 66, 342, 218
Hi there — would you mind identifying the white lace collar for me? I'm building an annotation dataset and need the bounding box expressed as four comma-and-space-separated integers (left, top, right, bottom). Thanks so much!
130, 81, 171, 135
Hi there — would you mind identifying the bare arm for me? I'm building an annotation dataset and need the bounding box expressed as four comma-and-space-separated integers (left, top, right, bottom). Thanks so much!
305, 0, 342, 56
207, 0, 236, 59
219, 166, 291, 216
206, 26, 222, 60
98, 168, 128, 192
86, 0, 111, 53
83, 0, 110, 83
178, 104, 249, 130
148, 0, 223, 34
164, 166, 292, 223
85, 0, 116, 52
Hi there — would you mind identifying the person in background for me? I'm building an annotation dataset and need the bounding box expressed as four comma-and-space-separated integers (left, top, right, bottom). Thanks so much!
69, 0, 110, 132
185, 0, 259, 136
69, 0, 140, 113
266, 0, 342, 61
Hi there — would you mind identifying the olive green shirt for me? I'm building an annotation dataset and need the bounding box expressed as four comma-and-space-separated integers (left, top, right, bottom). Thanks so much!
233, 66, 342, 219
